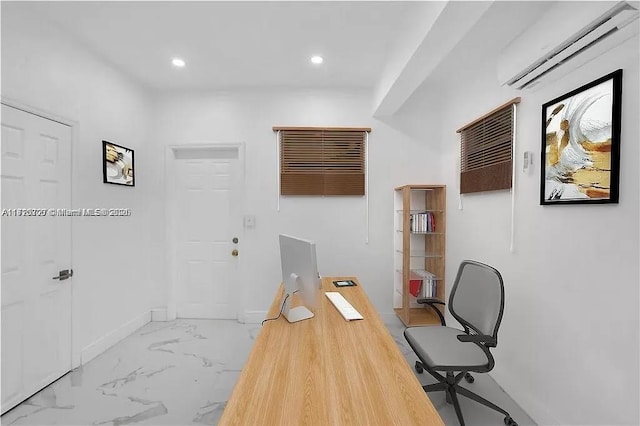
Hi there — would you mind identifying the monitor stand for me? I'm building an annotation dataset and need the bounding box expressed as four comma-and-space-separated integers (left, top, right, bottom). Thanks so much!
284, 306, 314, 323
282, 273, 314, 323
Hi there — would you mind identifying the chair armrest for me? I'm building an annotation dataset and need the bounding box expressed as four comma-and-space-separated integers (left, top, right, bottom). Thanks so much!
416, 298, 446, 326
416, 298, 445, 305
457, 334, 497, 346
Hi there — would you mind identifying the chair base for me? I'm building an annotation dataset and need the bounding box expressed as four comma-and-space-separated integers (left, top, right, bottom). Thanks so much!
416, 361, 518, 426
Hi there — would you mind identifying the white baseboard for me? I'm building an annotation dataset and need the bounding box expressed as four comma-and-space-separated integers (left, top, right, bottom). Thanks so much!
238, 310, 268, 324
80, 311, 151, 365
491, 370, 561, 426
151, 307, 168, 322
505, 384, 562, 426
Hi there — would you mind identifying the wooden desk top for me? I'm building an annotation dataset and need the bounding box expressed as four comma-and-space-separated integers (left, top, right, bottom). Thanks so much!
219, 277, 444, 425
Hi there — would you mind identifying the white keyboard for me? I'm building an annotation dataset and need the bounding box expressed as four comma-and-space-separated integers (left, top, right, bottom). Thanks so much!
325, 292, 363, 321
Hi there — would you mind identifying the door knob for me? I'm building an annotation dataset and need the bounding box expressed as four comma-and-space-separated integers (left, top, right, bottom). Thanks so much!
231, 249, 239, 257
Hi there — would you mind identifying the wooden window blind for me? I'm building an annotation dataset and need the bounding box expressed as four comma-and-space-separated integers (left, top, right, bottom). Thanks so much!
274, 127, 370, 196
457, 98, 520, 194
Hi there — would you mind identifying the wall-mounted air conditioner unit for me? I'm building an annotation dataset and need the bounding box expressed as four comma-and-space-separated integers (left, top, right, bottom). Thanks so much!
497, 1, 639, 90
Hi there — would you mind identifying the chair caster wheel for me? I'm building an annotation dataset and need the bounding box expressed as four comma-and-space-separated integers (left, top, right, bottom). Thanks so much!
464, 373, 474, 383
414, 361, 424, 374
504, 416, 518, 426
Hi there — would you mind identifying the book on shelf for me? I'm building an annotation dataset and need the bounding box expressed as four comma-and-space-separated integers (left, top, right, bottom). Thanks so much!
409, 270, 437, 298
409, 211, 435, 233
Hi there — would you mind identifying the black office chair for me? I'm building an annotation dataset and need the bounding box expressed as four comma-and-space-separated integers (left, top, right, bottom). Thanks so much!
404, 260, 517, 426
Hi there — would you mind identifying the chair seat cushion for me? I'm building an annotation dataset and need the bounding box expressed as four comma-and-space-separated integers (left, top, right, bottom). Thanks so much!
404, 326, 489, 370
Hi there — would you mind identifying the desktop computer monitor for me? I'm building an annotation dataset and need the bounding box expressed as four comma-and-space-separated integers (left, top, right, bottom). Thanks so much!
279, 234, 321, 323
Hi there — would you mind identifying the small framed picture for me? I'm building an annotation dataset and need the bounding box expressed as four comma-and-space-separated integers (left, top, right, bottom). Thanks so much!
103, 140, 135, 186
540, 69, 622, 205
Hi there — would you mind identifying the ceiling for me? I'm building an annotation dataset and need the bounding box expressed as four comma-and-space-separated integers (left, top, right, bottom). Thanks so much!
18, 1, 422, 92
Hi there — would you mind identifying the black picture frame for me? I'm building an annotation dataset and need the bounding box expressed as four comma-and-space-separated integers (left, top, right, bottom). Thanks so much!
540, 69, 622, 205
102, 140, 135, 187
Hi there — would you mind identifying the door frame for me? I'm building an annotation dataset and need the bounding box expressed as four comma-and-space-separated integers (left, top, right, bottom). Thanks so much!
165, 142, 246, 321
0, 97, 80, 371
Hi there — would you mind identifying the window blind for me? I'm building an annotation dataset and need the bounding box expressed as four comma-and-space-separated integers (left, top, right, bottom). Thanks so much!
274, 127, 370, 196
457, 98, 520, 194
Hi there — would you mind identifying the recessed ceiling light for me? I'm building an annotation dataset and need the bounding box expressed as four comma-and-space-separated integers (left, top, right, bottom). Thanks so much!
310, 55, 323, 65
172, 58, 186, 68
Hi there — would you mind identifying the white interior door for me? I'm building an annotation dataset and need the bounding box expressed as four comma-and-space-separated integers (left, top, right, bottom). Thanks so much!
172, 146, 242, 319
1, 104, 72, 414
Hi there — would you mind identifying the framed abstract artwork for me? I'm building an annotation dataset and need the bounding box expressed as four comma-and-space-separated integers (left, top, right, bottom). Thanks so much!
103, 140, 135, 186
540, 69, 622, 205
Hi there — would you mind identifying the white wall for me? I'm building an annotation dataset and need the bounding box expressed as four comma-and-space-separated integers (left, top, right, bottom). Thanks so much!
153, 88, 441, 319
1, 5, 165, 363
398, 27, 639, 426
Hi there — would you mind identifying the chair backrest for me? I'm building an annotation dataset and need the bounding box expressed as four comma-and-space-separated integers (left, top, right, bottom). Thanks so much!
449, 260, 505, 343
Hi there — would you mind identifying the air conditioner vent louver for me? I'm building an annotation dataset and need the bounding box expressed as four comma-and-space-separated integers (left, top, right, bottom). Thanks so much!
518, 27, 620, 89
497, 1, 639, 90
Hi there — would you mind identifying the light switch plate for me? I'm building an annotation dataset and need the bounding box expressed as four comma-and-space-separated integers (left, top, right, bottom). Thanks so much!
523, 151, 534, 173
243, 215, 256, 229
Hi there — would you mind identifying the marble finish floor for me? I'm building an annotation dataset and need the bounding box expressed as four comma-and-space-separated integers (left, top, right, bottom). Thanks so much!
2, 318, 535, 425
